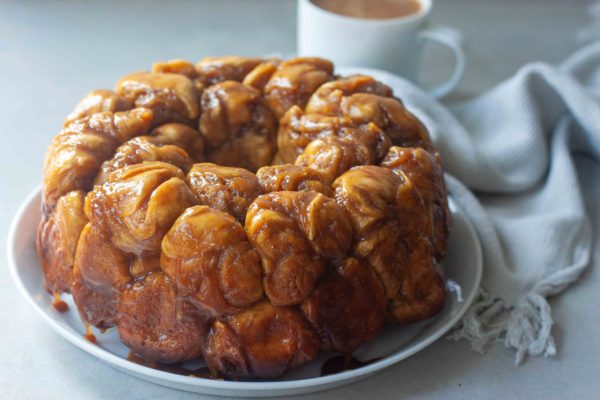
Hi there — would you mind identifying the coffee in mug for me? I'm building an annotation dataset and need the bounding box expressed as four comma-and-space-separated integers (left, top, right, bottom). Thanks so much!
298, 0, 466, 98
311, 0, 422, 20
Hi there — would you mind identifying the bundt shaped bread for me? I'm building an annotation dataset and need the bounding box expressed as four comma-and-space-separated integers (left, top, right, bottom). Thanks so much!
36, 56, 451, 380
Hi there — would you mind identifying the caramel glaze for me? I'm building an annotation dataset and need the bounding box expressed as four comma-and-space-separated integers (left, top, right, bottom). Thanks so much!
127, 351, 216, 379
37, 57, 451, 381
52, 292, 69, 313
129, 351, 378, 379
84, 324, 97, 344
321, 355, 382, 376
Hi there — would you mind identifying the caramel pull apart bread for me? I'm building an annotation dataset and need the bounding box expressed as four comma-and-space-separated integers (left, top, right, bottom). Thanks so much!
37, 56, 451, 380
186, 163, 261, 223
161, 205, 263, 317
198, 81, 277, 172
115, 71, 200, 127
245, 191, 353, 306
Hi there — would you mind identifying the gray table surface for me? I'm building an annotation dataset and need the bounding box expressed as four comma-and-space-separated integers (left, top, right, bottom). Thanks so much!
1, 0, 599, 399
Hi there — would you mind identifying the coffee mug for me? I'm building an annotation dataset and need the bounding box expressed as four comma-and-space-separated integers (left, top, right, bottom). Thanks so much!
297, 0, 466, 98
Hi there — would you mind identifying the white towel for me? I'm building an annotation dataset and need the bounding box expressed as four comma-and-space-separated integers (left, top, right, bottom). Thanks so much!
343, 42, 600, 364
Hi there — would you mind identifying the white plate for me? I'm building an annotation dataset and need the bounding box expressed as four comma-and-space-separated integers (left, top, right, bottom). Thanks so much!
8, 187, 481, 397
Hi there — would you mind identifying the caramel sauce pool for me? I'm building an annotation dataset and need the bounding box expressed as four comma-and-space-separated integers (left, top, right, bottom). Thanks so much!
321, 355, 382, 376
127, 352, 216, 379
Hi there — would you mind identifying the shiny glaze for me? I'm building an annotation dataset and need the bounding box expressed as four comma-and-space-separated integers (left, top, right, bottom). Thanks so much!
256, 163, 331, 196
204, 301, 319, 379
64, 89, 132, 126
94, 136, 193, 185
152, 59, 198, 80
340, 93, 432, 149
52, 292, 69, 313
37, 190, 88, 294
301, 258, 386, 353
42, 108, 153, 213
150, 123, 205, 161
84, 324, 97, 344
199, 81, 277, 172
333, 164, 447, 322
86, 161, 197, 256
245, 191, 352, 306
186, 163, 262, 222
305, 75, 394, 115
196, 56, 263, 87
36, 55, 450, 381
264, 57, 334, 118
161, 206, 263, 316
381, 146, 450, 261
242, 60, 280, 92
118, 272, 204, 364
304, 75, 431, 150
277, 106, 390, 164
295, 122, 391, 184
72, 223, 131, 329
115, 71, 200, 126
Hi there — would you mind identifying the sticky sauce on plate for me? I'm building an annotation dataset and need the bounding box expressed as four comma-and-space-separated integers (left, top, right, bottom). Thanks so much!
52, 292, 69, 313
127, 352, 216, 379
321, 355, 382, 376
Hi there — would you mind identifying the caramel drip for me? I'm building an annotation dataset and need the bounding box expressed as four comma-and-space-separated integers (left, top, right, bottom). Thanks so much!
84, 324, 97, 344
52, 292, 69, 313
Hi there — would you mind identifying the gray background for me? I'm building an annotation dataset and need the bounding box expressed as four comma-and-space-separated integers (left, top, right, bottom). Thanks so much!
1, 0, 599, 399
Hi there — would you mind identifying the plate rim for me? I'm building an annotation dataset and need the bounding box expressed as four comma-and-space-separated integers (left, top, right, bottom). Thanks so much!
8, 186, 482, 392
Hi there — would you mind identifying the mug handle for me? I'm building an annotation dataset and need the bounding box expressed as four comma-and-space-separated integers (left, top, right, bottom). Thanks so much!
418, 26, 466, 99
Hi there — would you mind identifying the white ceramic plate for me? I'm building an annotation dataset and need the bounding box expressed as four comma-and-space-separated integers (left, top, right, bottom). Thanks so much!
8, 187, 481, 397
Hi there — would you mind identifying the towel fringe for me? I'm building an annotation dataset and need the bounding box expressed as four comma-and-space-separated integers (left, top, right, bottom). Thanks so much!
448, 288, 556, 365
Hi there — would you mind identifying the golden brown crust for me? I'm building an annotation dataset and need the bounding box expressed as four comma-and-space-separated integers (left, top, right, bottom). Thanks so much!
199, 81, 277, 172
333, 165, 427, 299
118, 272, 205, 364
389, 240, 446, 323
150, 123, 205, 161
264, 57, 334, 118
186, 163, 261, 223
72, 223, 131, 329
36, 190, 88, 294
204, 301, 319, 379
256, 164, 330, 195
242, 60, 280, 92
37, 55, 450, 380
85, 161, 197, 256
245, 191, 353, 305
295, 121, 391, 184
338, 93, 432, 149
195, 56, 263, 87
277, 106, 358, 163
94, 136, 193, 185
381, 146, 450, 261
161, 206, 263, 317
129, 255, 162, 277
43, 108, 153, 213
333, 165, 446, 323
301, 257, 386, 352
152, 59, 198, 80
64, 89, 133, 126
305, 74, 393, 115
115, 71, 200, 126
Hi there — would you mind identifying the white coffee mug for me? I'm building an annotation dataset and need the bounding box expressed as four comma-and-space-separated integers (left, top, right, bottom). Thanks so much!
297, 0, 466, 98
